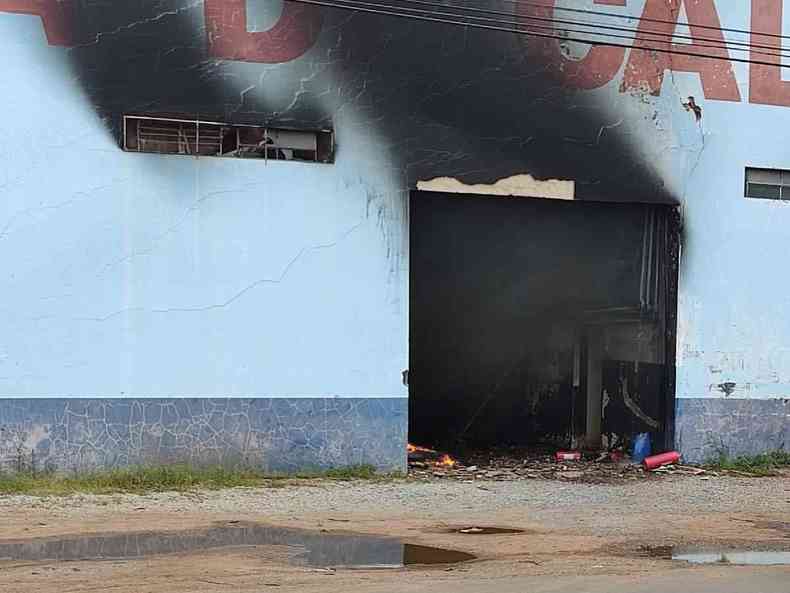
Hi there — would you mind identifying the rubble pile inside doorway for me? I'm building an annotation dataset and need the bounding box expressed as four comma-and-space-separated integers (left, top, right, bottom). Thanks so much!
407, 445, 712, 484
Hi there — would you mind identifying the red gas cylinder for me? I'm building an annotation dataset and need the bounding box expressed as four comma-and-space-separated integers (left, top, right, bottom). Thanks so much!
642, 451, 681, 470
555, 451, 582, 462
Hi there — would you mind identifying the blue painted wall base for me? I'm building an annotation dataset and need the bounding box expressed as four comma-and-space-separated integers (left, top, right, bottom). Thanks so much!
676, 398, 788, 464
0, 398, 408, 474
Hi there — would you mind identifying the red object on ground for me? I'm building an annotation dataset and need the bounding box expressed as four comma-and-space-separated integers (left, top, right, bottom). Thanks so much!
609, 450, 625, 462
643, 451, 681, 470
555, 451, 582, 462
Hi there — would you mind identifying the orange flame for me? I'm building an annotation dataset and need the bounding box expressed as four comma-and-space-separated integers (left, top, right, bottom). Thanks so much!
437, 454, 456, 467
408, 444, 456, 468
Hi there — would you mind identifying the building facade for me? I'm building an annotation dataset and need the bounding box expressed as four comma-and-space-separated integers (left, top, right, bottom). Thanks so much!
0, 0, 787, 472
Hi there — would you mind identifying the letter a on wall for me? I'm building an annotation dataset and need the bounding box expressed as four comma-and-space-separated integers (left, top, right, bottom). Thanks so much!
622, 0, 741, 101
205, 0, 323, 63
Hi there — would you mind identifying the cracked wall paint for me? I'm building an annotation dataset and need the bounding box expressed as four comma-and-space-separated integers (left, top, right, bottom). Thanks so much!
0, 399, 408, 472
676, 398, 789, 463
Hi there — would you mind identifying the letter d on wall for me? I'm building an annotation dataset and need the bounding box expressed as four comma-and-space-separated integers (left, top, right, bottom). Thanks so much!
205, 0, 322, 63
0, 0, 74, 45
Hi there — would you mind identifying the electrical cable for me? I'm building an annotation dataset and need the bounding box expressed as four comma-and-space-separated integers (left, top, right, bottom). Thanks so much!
320, 0, 790, 60
388, 0, 790, 57
289, 0, 790, 68
494, 0, 790, 41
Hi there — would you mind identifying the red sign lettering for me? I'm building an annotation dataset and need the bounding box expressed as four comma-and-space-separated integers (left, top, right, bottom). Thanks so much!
621, 0, 740, 101
204, 0, 322, 63
750, 0, 790, 106
0, 0, 73, 45
520, 0, 627, 90
3, 0, 790, 110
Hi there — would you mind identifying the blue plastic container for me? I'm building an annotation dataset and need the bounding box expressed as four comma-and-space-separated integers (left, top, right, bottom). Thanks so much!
632, 433, 652, 464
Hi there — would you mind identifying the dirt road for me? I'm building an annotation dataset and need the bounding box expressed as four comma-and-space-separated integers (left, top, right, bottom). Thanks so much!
0, 474, 787, 592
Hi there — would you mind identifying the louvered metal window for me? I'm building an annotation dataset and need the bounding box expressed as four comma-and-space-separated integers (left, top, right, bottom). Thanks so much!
745, 167, 790, 200
123, 115, 334, 163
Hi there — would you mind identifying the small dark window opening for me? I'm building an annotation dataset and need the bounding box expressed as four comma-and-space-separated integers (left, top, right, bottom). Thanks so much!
745, 167, 790, 200
123, 116, 334, 163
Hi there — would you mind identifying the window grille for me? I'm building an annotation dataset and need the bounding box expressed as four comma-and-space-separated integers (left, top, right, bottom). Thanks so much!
123, 115, 334, 163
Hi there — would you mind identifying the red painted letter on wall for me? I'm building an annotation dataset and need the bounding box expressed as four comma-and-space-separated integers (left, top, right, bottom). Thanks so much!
622, 0, 741, 101
520, 0, 626, 90
0, 0, 74, 45
205, 0, 322, 63
750, 0, 790, 106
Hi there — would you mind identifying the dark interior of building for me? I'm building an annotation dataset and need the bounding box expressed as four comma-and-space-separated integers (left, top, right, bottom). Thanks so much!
409, 192, 678, 453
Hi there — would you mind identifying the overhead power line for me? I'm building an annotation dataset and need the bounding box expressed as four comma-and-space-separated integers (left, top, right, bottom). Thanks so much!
289, 0, 790, 68
331, 0, 790, 61
390, 0, 790, 57
497, 0, 790, 41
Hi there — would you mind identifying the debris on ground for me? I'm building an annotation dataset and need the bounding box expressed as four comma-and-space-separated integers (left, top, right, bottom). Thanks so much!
649, 464, 716, 477
407, 445, 651, 484
405, 444, 741, 483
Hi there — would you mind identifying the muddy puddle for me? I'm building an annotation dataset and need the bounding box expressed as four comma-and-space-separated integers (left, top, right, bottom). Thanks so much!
0, 522, 474, 569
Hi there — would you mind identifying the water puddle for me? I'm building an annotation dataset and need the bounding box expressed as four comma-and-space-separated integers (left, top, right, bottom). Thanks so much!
452, 527, 523, 535
640, 545, 790, 566
672, 550, 790, 566
0, 523, 474, 569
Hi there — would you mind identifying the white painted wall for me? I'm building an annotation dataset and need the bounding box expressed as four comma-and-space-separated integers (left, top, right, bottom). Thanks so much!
0, 18, 408, 398
654, 4, 790, 401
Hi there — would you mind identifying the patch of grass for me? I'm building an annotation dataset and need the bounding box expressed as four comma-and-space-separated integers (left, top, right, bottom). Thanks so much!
321, 464, 380, 480
704, 450, 790, 476
0, 464, 393, 496
264, 464, 401, 482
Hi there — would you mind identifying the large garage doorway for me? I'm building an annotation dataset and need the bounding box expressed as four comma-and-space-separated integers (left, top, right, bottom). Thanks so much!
408, 191, 679, 456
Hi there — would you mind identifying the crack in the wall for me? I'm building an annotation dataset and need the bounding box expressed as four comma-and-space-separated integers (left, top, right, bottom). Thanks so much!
67, 1, 204, 50
0, 179, 128, 242
0, 398, 406, 472
95, 187, 256, 277
595, 118, 624, 146
77, 219, 366, 322
666, 69, 707, 204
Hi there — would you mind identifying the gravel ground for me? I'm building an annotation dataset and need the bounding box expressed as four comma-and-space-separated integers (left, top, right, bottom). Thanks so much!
0, 475, 787, 593
1, 475, 786, 531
